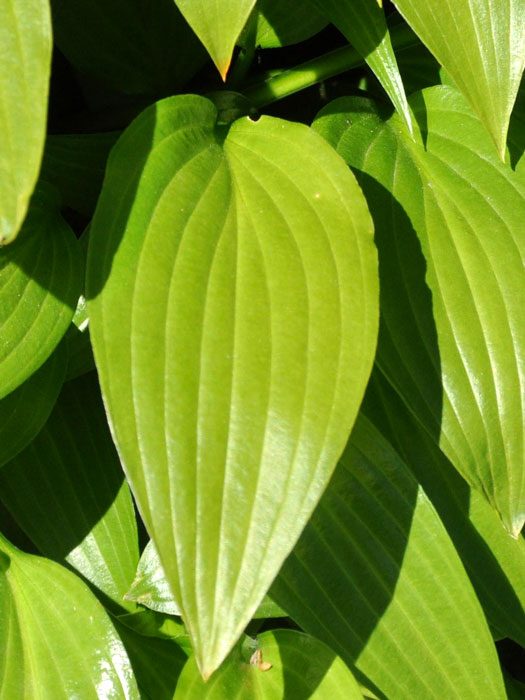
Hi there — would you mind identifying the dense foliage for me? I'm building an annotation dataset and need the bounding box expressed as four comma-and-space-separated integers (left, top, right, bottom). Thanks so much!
0, 1, 524, 697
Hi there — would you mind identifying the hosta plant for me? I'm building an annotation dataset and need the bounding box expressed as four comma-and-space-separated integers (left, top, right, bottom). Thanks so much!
0, 0, 524, 698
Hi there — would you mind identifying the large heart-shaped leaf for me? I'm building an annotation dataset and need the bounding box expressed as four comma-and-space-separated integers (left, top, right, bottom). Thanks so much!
363, 369, 525, 648
0, 533, 140, 698
0, 0, 51, 244
87, 94, 378, 676
314, 86, 525, 535
0, 343, 65, 468
0, 373, 139, 612
392, 0, 525, 158
51, 0, 207, 96
306, 0, 412, 134
0, 185, 82, 399
271, 415, 506, 700
174, 0, 257, 79
174, 630, 364, 699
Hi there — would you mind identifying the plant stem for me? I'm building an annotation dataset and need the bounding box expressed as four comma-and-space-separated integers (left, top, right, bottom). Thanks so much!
244, 23, 418, 109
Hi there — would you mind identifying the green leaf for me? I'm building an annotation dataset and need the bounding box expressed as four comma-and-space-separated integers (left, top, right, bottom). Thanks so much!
174, 0, 257, 79
40, 132, 120, 217
114, 619, 187, 700
240, 0, 327, 49
173, 630, 364, 699
305, 0, 412, 134
0, 0, 52, 244
314, 86, 525, 535
392, 0, 525, 159
271, 416, 506, 700
0, 184, 82, 399
87, 94, 378, 676
51, 0, 207, 95
0, 343, 65, 468
364, 369, 525, 648
125, 540, 288, 619
0, 373, 139, 612
0, 533, 140, 698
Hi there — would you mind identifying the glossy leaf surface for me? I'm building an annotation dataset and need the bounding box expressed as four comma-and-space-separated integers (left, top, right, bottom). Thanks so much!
314, 86, 525, 535
392, 0, 525, 158
0, 343, 65, 468
125, 540, 288, 619
0, 0, 51, 244
174, 0, 257, 79
306, 0, 412, 134
271, 416, 506, 700
0, 373, 139, 612
364, 369, 525, 648
87, 94, 378, 676
174, 630, 364, 699
51, 0, 207, 95
0, 185, 82, 399
0, 533, 139, 699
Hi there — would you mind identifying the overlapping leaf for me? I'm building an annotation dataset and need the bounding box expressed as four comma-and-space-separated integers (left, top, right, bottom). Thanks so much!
0, 373, 139, 611
87, 94, 378, 676
0, 343, 65, 468
0, 0, 52, 244
239, 0, 327, 49
271, 416, 506, 700
364, 369, 525, 647
306, 0, 412, 134
392, 0, 525, 158
314, 86, 525, 535
174, 0, 257, 79
0, 185, 82, 399
174, 630, 364, 699
0, 533, 140, 698
51, 0, 207, 95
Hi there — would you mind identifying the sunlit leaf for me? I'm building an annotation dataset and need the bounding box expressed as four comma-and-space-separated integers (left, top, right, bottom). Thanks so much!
174, 0, 257, 79
0, 0, 51, 244
174, 630, 364, 699
392, 0, 525, 158
271, 416, 506, 700
0, 343, 65, 468
239, 0, 327, 49
314, 86, 525, 535
0, 533, 140, 699
306, 0, 412, 134
0, 184, 82, 399
87, 94, 378, 676
0, 373, 139, 612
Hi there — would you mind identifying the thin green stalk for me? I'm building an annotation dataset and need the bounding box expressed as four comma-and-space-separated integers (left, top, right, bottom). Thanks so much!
244, 22, 418, 109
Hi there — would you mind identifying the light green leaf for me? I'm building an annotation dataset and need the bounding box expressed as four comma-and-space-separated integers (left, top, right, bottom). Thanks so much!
0, 343, 65, 468
271, 416, 506, 700
364, 369, 525, 648
174, 630, 364, 699
0, 184, 82, 399
305, 0, 412, 134
0, 373, 139, 612
51, 0, 207, 95
0, 533, 140, 699
174, 0, 257, 79
314, 86, 525, 535
392, 0, 525, 158
40, 132, 120, 217
239, 0, 327, 49
0, 0, 52, 244
87, 94, 378, 676
125, 540, 288, 619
